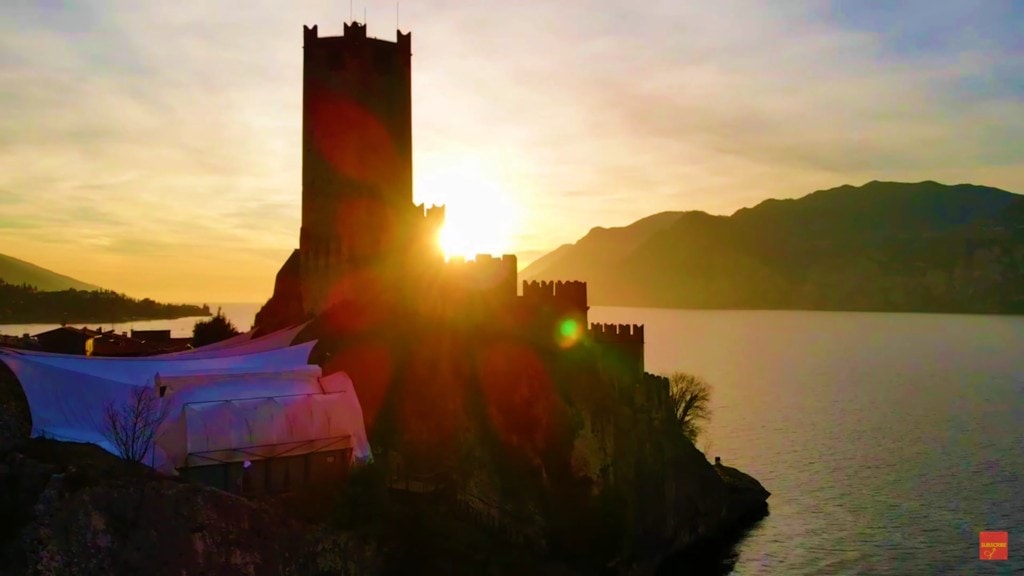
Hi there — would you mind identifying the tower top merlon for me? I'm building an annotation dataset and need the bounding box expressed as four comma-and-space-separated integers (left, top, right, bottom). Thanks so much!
344, 21, 368, 39
303, 24, 318, 43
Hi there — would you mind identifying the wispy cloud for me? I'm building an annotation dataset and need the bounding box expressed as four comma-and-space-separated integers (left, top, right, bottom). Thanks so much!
0, 0, 1020, 300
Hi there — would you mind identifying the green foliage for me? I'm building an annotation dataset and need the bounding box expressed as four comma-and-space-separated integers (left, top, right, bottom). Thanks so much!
0, 280, 209, 324
191, 307, 240, 347
667, 372, 712, 443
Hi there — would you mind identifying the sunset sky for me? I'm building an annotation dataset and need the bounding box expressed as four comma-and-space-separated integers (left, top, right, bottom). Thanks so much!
1, 1, 1021, 303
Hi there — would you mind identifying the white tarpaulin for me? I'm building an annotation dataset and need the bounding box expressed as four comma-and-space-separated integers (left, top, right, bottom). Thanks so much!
0, 338, 372, 474
0, 354, 130, 455
152, 367, 371, 470
0, 341, 317, 384
318, 371, 371, 461
168, 393, 361, 467
155, 365, 324, 399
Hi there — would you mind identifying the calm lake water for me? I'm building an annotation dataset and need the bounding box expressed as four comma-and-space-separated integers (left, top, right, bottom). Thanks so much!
590, 307, 1024, 575
5, 304, 1021, 572
0, 302, 261, 339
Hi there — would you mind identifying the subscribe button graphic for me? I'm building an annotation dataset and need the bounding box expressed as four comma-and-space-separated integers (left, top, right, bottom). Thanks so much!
979, 531, 1008, 561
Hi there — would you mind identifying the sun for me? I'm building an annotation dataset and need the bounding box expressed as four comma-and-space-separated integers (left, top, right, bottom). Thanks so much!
417, 158, 520, 260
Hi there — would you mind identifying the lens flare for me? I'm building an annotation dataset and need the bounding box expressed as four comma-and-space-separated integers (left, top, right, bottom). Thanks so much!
555, 316, 584, 349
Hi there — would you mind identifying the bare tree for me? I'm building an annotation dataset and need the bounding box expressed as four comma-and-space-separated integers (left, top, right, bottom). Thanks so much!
667, 372, 712, 443
102, 386, 169, 463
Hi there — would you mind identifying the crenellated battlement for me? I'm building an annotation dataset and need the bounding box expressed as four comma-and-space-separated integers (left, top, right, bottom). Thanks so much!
521, 280, 589, 322
304, 24, 318, 43
343, 21, 368, 39
589, 323, 645, 374
588, 323, 644, 342
521, 280, 587, 301
415, 203, 446, 219
397, 30, 411, 53
444, 254, 518, 298
305, 21, 410, 50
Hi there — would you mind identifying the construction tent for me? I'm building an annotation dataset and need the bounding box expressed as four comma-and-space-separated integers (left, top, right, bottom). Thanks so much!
153, 368, 370, 472
0, 355, 138, 456
0, 331, 371, 485
2, 340, 317, 384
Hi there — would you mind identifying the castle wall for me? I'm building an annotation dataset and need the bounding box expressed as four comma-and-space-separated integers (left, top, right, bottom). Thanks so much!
589, 323, 645, 375
260, 24, 647, 387
302, 23, 411, 213
446, 254, 518, 300
520, 280, 589, 322
299, 23, 414, 315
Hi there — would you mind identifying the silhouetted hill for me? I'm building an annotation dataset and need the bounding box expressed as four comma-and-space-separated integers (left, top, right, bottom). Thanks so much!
523, 211, 685, 280
0, 253, 101, 292
521, 181, 1024, 314
0, 281, 211, 325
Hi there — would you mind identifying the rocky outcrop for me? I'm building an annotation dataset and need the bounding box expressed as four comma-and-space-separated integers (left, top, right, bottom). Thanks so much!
714, 462, 771, 521
253, 249, 307, 336
617, 439, 770, 575
0, 439, 381, 576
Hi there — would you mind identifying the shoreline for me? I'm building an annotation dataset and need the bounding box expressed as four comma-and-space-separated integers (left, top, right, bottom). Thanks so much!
0, 313, 211, 326
0, 312, 213, 332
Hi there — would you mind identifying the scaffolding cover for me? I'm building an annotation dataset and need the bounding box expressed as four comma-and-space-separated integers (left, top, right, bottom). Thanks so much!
0, 339, 372, 474
0, 341, 317, 384
170, 394, 359, 467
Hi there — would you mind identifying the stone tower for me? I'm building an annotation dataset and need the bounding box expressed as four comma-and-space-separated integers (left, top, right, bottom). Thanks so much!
299, 22, 413, 314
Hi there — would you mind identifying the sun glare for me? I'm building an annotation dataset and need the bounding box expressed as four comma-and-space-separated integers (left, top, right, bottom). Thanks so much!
417, 159, 520, 260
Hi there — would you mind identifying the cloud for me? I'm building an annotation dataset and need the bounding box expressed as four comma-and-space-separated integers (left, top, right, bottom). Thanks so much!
0, 0, 1021, 300
0, 189, 22, 205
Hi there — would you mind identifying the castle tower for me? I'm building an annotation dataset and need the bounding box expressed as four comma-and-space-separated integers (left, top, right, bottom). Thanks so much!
300, 22, 413, 314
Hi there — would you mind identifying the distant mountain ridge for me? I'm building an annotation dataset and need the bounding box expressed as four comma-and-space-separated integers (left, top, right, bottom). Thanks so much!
0, 253, 211, 324
0, 253, 101, 292
521, 181, 1024, 314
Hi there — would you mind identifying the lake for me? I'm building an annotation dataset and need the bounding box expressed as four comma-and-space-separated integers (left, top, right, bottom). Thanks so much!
589, 307, 1024, 575
0, 302, 261, 339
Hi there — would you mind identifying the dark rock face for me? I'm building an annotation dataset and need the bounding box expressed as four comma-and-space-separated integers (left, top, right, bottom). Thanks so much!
0, 440, 380, 576
620, 436, 770, 574
714, 462, 771, 522
0, 360, 31, 444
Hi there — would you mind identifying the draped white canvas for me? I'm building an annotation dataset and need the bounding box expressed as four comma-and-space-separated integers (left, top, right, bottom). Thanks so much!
0, 338, 372, 474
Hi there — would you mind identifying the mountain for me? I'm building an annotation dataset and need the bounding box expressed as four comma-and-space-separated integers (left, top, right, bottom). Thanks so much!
521, 181, 1024, 314
523, 211, 685, 280
0, 253, 212, 324
0, 253, 102, 292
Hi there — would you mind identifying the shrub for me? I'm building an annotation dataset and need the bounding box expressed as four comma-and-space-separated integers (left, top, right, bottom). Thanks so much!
102, 386, 169, 463
667, 372, 712, 443
192, 307, 241, 347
